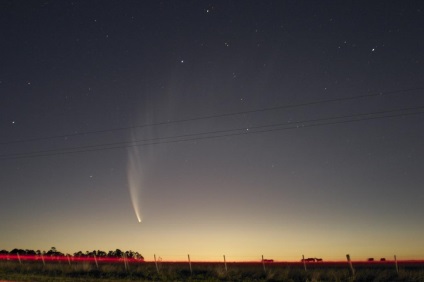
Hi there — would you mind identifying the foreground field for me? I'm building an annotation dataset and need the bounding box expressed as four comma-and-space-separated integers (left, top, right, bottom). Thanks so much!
1, 260, 424, 281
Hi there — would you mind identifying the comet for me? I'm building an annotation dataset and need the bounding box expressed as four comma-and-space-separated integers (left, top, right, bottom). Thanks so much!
127, 142, 143, 223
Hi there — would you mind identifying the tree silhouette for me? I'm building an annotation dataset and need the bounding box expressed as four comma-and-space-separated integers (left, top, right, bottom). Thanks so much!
25, 249, 36, 255
1, 248, 144, 261
113, 249, 123, 258
46, 247, 64, 257
10, 248, 25, 255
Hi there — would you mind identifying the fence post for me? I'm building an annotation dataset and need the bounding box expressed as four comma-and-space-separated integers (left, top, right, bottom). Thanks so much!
262, 255, 266, 273
302, 255, 307, 271
223, 255, 227, 273
394, 255, 399, 275
346, 254, 355, 278
41, 254, 45, 266
154, 254, 159, 274
94, 254, 98, 269
17, 253, 21, 265
188, 254, 192, 275
122, 253, 128, 271
67, 254, 71, 266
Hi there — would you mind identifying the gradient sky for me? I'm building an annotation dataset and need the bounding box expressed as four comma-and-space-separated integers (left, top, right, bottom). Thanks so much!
1, 1, 424, 262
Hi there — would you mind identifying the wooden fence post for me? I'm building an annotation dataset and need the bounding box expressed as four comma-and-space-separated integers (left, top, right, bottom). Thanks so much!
122, 253, 128, 271
302, 255, 307, 271
223, 255, 227, 273
346, 254, 355, 277
188, 254, 192, 275
94, 254, 98, 269
154, 254, 159, 274
262, 255, 266, 273
394, 255, 399, 275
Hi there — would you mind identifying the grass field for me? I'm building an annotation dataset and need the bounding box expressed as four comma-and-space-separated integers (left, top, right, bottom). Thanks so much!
1, 259, 424, 281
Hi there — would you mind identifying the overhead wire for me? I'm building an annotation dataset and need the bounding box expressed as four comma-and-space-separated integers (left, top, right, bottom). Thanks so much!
0, 86, 422, 145
1, 105, 423, 160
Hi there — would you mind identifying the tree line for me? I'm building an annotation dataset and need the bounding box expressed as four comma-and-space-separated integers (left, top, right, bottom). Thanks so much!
0, 247, 144, 260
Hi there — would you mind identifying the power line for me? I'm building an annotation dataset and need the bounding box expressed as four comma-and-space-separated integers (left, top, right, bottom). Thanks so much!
1, 86, 422, 145
1, 105, 423, 158
1, 106, 423, 160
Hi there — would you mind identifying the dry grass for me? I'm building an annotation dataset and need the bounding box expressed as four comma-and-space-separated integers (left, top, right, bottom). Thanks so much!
1, 260, 424, 281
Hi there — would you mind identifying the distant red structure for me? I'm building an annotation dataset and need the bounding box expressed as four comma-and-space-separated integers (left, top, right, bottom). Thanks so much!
262, 259, 274, 263
301, 258, 316, 262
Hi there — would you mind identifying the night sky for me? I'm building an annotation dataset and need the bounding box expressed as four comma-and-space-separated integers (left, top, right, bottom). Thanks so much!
1, 1, 424, 261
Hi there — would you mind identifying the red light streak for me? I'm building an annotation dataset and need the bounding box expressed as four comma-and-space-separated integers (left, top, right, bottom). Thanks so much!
0, 255, 423, 265
0, 255, 143, 264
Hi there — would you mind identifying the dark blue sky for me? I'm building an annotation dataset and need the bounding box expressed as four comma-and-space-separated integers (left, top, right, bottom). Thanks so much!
1, 1, 423, 261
